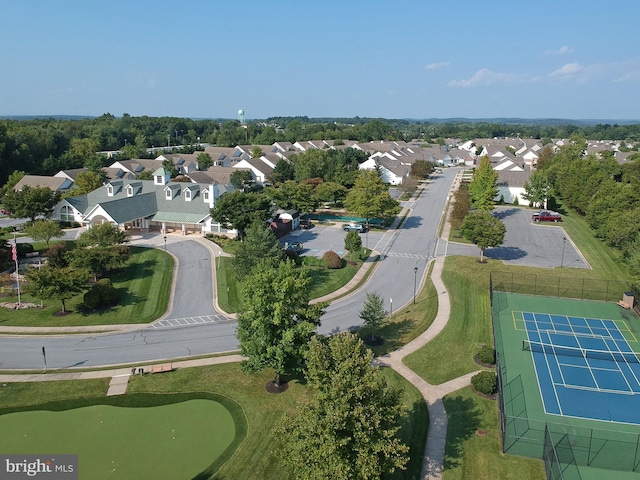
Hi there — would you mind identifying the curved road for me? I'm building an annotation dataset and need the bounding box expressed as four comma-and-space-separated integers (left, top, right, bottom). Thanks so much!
0, 170, 459, 370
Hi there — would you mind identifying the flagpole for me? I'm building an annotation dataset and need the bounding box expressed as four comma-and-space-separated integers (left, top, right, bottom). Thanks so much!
13, 232, 21, 306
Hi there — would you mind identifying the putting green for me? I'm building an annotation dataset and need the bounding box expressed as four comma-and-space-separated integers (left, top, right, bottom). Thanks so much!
0, 399, 236, 479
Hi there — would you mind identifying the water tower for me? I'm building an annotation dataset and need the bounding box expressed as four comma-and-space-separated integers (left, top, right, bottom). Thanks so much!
238, 109, 245, 125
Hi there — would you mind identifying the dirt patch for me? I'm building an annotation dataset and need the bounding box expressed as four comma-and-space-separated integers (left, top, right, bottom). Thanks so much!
266, 381, 289, 394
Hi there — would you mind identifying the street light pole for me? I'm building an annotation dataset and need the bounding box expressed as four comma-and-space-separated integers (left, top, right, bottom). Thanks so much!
390, 298, 393, 317
413, 266, 418, 304
560, 236, 566, 267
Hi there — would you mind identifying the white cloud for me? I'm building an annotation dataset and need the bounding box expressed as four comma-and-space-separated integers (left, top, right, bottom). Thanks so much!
549, 63, 584, 77
447, 68, 528, 87
544, 45, 573, 55
424, 62, 450, 70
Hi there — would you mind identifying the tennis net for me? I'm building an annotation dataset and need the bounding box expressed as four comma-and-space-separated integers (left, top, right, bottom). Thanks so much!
523, 339, 640, 364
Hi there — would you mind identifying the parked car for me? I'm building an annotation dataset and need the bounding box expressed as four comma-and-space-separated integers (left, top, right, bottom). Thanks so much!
300, 219, 312, 229
532, 210, 562, 222
0, 208, 9, 215
342, 222, 367, 232
283, 241, 303, 254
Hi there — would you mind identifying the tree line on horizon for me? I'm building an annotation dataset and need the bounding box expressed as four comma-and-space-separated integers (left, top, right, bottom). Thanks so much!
1, 114, 639, 184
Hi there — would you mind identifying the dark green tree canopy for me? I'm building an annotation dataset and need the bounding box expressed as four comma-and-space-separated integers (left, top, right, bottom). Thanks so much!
468, 157, 498, 210
359, 292, 387, 340
237, 260, 326, 386
25, 219, 63, 248
76, 222, 128, 247
279, 332, 409, 479
210, 191, 271, 240
231, 220, 284, 280
3, 185, 61, 221
26, 265, 89, 313
344, 170, 400, 225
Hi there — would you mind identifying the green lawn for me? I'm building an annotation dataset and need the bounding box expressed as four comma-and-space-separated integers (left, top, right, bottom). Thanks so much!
0, 363, 427, 480
442, 386, 544, 480
1, 246, 173, 326
0, 399, 238, 480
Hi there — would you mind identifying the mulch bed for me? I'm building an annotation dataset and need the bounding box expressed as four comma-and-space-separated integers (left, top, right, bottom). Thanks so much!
53, 310, 74, 317
473, 355, 496, 369
363, 336, 384, 347
265, 381, 289, 394
470, 385, 497, 401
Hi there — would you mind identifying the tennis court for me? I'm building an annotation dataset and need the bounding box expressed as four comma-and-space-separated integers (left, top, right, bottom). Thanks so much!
491, 287, 640, 478
517, 312, 640, 424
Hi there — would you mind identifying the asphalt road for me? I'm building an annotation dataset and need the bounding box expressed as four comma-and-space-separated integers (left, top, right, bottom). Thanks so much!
2, 168, 587, 369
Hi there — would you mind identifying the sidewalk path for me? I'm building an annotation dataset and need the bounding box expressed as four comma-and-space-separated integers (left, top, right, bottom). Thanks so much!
0, 172, 477, 479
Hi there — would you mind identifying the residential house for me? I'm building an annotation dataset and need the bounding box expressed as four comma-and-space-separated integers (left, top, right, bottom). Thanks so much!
13, 175, 74, 193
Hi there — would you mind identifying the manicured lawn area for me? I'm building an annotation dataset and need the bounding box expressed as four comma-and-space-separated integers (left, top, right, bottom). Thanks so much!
0, 399, 237, 480
0, 363, 427, 480
2, 246, 173, 326
442, 386, 544, 480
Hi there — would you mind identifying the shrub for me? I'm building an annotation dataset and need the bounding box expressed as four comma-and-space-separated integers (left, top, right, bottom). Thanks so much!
323, 250, 343, 269
471, 371, 497, 395
301, 256, 325, 267
83, 278, 119, 310
45, 243, 68, 268
344, 231, 362, 253
16, 243, 34, 258
477, 345, 496, 365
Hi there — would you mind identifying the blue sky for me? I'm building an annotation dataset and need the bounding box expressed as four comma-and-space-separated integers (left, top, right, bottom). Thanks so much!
1, 0, 639, 120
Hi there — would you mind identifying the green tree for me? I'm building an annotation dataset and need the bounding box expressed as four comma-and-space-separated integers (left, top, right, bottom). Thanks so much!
269, 159, 295, 184
69, 245, 130, 282
231, 221, 284, 280
211, 191, 271, 240
344, 230, 362, 255
230, 169, 254, 191
197, 152, 213, 170
0, 170, 26, 198
460, 210, 506, 262
26, 265, 89, 313
65, 170, 104, 197
76, 222, 128, 247
410, 159, 436, 178
3, 185, 61, 221
25, 219, 63, 248
279, 332, 409, 479
314, 181, 347, 206
344, 170, 400, 227
521, 170, 551, 208
250, 146, 263, 158
359, 292, 387, 341
237, 260, 326, 387
449, 185, 471, 232
468, 157, 498, 210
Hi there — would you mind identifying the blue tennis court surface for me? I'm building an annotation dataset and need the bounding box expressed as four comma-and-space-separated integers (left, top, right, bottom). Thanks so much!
523, 312, 640, 424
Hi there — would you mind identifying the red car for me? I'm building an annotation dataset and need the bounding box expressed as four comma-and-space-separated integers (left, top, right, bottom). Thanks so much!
0, 208, 9, 215
532, 210, 562, 222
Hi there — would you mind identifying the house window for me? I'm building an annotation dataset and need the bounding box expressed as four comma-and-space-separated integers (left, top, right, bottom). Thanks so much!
155, 176, 163, 184
126, 185, 133, 197
185, 189, 191, 201
107, 185, 113, 196
203, 190, 209, 201
165, 189, 172, 200
61, 205, 74, 222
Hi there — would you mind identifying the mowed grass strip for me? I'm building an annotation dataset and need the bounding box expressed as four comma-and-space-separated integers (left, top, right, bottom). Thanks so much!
442, 386, 544, 480
1, 246, 172, 326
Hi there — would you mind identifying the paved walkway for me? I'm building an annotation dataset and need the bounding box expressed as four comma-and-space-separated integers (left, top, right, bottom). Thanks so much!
0, 173, 481, 479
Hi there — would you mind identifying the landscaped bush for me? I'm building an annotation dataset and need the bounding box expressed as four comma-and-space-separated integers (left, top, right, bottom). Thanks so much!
471, 371, 497, 396
323, 250, 343, 269
477, 345, 496, 365
301, 256, 325, 267
83, 278, 119, 310
16, 243, 34, 258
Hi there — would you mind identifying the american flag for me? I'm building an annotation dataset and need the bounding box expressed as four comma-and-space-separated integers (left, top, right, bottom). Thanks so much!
11, 242, 17, 262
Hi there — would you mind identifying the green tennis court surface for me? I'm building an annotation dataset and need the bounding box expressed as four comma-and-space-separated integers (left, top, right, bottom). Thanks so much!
492, 291, 640, 478
0, 399, 236, 479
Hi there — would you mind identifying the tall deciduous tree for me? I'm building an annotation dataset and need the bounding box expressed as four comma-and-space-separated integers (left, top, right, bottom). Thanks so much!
344, 170, 400, 227
521, 170, 551, 208
449, 185, 471, 232
460, 210, 506, 262
26, 265, 89, 313
279, 332, 409, 479
230, 169, 254, 192
237, 260, 326, 387
197, 152, 213, 170
25, 219, 63, 248
65, 170, 104, 197
210, 191, 271, 240
468, 157, 498, 210
3, 185, 61, 221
